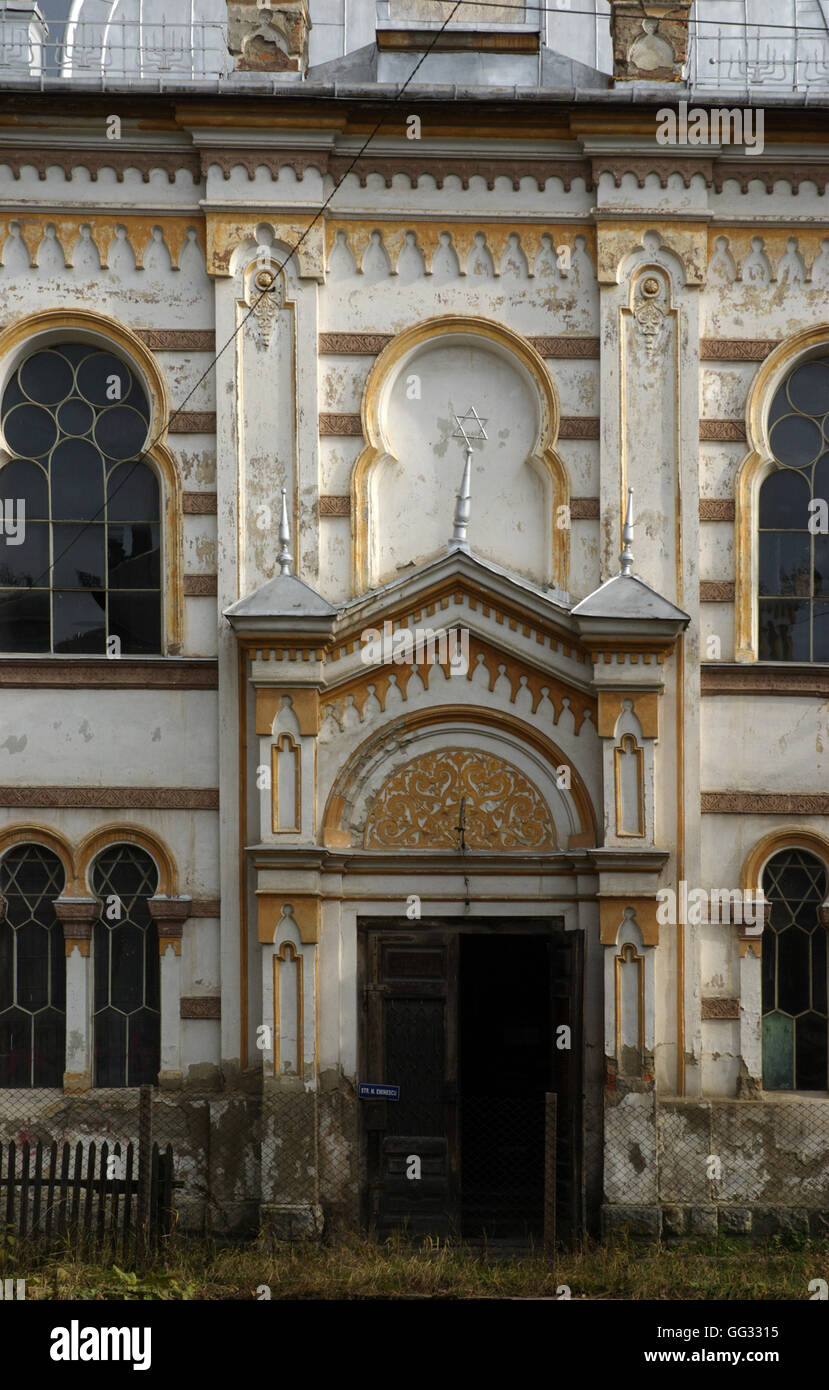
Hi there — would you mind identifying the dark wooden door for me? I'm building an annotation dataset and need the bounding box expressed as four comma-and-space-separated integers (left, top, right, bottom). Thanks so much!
360, 920, 583, 1242
361, 928, 459, 1237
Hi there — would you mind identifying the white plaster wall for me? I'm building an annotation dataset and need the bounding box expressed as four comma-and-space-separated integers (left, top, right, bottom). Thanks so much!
0, 690, 218, 786
702, 697, 829, 793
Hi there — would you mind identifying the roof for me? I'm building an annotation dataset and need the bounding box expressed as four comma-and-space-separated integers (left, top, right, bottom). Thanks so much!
223, 573, 338, 626
8, 0, 829, 102
570, 572, 690, 624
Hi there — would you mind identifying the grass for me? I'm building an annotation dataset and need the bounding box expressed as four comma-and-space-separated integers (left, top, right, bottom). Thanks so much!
1, 1228, 827, 1299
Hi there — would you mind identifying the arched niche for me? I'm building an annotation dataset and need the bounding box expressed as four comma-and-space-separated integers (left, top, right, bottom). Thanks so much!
351, 316, 569, 594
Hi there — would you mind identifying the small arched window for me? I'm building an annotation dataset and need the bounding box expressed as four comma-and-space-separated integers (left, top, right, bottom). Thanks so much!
92, 845, 159, 1088
0, 844, 66, 1086
0, 341, 161, 654
758, 357, 829, 661
762, 848, 828, 1090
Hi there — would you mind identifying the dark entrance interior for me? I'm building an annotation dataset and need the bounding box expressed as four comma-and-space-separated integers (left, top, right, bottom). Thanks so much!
460, 934, 550, 1237
359, 920, 583, 1244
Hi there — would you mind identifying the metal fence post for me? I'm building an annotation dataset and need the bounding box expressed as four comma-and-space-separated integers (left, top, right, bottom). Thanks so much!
136, 1084, 152, 1263
544, 1092, 557, 1257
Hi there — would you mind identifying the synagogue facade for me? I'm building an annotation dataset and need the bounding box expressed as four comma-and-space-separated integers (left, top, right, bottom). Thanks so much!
0, 0, 828, 1240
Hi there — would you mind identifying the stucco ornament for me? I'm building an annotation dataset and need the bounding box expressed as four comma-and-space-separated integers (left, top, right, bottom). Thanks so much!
247, 265, 284, 349
628, 18, 675, 72
633, 275, 666, 356
363, 748, 556, 850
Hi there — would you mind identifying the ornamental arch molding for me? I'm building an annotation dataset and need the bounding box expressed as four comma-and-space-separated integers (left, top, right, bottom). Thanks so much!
0, 308, 183, 651
0, 824, 75, 893
350, 315, 570, 596
735, 324, 829, 662
321, 706, 597, 852
76, 824, 178, 898
741, 828, 829, 892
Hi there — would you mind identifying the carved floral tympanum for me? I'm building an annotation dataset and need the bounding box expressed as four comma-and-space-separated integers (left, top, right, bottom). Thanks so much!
363, 748, 556, 850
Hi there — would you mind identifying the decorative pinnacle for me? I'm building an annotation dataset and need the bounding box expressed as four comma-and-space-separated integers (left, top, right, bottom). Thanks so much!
448, 406, 487, 552
277, 487, 292, 576
448, 448, 473, 552
620, 487, 635, 576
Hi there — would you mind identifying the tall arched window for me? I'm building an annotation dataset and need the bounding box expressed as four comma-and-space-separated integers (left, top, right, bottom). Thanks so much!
92, 845, 160, 1087
0, 341, 161, 654
759, 357, 829, 661
762, 848, 829, 1090
0, 844, 66, 1086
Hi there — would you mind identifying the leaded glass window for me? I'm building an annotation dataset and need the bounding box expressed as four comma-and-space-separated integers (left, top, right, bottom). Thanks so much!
92, 845, 159, 1088
0, 844, 66, 1087
759, 357, 829, 661
762, 849, 829, 1090
0, 341, 161, 654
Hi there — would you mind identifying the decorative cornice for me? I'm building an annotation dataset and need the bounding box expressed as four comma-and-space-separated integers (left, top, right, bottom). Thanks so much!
702, 792, 829, 815
0, 658, 218, 688
701, 997, 740, 1019
317, 493, 726, 525
54, 898, 99, 927
701, 664, 829, 697
570, 497, 600, 520
319, 412, 362, 436
190, 898, 221, 918
180, 996, 221, 1019
168, 412, 216, 434
0, 788, 219, 809
559, 417, 600, 440
592, 155, 712, 189
149, 895, 190, 955
377, 28, 538, 52
530, 336, 601, 359
318, 332, 392, 355
699, 499, 735, 521
319, 494, 350, 517
201, 147, 591, 192
699, 419, 746, 441
182, 492, 218, 515
134, 329, 215, 352
700, 339, 777, 362
183, 575, 218, 596
699, 581, 735, 602
318, 332, 600, 359
0, 148, 201, 183
318, 412, 600, 439
712, 162, 829, 194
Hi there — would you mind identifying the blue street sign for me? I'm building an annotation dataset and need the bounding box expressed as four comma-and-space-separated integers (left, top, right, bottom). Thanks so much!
358, 1082, 400, 1101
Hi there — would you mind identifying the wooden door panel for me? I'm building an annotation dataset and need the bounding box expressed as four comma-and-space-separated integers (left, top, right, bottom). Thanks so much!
364, 931, 458, 1237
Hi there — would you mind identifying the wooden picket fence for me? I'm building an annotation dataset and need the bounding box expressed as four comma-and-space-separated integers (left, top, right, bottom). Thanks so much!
0, 1088, 180, 1257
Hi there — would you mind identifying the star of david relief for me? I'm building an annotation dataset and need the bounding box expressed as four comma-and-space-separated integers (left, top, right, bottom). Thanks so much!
363, 747, 556, 851
452, 406, 488, 446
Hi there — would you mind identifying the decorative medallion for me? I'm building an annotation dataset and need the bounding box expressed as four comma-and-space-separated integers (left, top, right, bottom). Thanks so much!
248, 265, 283, 348
633, 276, 666, 357
363, 748, 556, 850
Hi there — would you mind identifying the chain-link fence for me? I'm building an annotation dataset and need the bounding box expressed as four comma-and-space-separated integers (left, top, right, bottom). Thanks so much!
4, 1076, 829, 1255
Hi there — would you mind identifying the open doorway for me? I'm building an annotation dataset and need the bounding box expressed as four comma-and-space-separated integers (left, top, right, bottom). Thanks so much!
359, 919, 583, 1243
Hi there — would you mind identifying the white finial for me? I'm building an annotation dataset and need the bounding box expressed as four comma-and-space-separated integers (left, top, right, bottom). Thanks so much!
449, 449, 473, 552
277, 487, 292, 575
448, 407, 488, 552
620, 487, 634, 576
